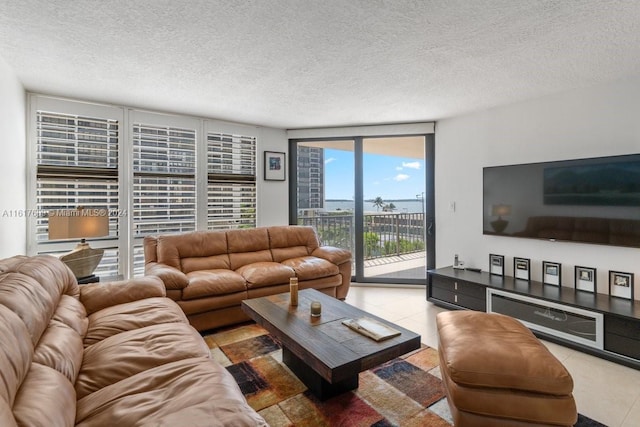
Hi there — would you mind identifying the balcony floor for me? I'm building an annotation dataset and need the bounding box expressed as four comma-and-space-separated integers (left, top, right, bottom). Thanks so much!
363, 251, 426, 280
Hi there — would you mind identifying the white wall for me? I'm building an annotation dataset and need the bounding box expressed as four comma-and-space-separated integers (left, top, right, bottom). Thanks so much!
257, 126, 289, 226
0, 55, 26, 258
436, 74, 640, 299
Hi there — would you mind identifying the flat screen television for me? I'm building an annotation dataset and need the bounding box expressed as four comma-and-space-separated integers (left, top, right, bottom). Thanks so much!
483, 153, 640, 248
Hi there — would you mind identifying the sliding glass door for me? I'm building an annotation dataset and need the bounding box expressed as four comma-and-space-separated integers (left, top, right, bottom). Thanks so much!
361, 136, 426, 281
291, 135, 434, 285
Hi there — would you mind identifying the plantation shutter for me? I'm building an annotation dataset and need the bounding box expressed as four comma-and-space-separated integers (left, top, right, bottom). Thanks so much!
132, 123, 197, 236
29, 95, 261, 279
207, 132, 256, 229
35, 110, 120, 276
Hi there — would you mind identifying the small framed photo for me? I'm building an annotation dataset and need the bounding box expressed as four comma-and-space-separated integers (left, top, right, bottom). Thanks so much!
609, 271, 634, 300
513, 257, 530, 281
489, 254, 504, 276
264, 151, 286, 181
542, 261, 561, 286
575, 266, 596, 293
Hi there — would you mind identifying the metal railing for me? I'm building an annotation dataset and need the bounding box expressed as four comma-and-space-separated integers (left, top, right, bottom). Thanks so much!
297, 212, 425, 260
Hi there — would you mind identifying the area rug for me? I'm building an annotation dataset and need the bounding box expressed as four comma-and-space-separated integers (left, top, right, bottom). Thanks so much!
203, 324, 606, 427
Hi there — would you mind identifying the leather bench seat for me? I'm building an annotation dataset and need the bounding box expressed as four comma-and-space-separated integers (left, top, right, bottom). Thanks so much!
436, 311, 578, 427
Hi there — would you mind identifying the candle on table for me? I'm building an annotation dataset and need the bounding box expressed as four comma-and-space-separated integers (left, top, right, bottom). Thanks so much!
310, 301, 321, 317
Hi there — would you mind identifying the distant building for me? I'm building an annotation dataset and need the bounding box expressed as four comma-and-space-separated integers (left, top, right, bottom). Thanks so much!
297, 146, 324, 209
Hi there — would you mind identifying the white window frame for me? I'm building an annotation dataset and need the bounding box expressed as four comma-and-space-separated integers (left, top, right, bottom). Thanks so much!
26, 95, 258, 279
204, 120, 258, 231
27, 95, 126, 276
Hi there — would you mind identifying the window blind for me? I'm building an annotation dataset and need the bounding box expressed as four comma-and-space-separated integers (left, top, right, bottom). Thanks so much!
35, 111, 120, 277
132, 123, 197, 237
208, 132, 256, 176
30, 96, 260, 279
207, 132, 256, 230
207, 182, 256, 229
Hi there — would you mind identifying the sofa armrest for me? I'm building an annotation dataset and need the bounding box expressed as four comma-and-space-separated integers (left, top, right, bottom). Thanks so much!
80, 276, 166, 315
311, 246, 351, 265
145, 262, 189, 290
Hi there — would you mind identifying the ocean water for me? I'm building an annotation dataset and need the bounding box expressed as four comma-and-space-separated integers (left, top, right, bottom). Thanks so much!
325, 199, 424, 214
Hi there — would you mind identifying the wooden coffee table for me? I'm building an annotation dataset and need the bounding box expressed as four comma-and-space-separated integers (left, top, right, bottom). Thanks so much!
241, 288, 421, 400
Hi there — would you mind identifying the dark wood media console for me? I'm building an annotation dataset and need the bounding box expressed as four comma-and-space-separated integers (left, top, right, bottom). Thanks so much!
427, 267, 640, 370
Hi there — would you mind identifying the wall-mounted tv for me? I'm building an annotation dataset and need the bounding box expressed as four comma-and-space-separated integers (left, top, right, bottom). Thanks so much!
483, 154, 640, 248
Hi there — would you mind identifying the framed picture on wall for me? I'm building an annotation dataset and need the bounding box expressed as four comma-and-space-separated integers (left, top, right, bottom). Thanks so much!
489, 254, 504, 276
264, 151, 286, 181
513, 257, 530, 281
609, 271, 634, 300
575, 266, 596, 293
542, 261, 561, 286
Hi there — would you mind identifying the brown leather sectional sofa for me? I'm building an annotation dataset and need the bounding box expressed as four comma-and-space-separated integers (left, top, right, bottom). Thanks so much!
0, 255, 267, 426
144, 225, 352, 331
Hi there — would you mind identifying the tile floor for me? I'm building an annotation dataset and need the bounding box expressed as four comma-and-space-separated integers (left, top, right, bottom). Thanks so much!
345, 284, 640, 427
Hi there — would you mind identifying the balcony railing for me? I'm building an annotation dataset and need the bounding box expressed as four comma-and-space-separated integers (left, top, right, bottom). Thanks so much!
297, 212, 425, 260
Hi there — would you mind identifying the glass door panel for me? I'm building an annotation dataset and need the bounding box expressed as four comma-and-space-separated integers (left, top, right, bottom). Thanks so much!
293, 135, 432, 285
295, 140, 355, 274
362, 137, 426, 281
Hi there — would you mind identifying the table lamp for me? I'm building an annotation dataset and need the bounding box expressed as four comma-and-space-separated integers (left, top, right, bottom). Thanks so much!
48, 208, 109, 283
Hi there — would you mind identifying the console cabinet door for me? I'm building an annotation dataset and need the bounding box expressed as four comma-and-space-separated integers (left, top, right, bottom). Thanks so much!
428, 275, 486, 311
605, 315, 640, 360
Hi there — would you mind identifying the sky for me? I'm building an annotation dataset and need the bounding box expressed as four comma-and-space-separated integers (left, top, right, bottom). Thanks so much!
323, 148, 425, 200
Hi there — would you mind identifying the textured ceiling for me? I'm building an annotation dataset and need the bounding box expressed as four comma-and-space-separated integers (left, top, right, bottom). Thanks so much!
2, 1, 640, 129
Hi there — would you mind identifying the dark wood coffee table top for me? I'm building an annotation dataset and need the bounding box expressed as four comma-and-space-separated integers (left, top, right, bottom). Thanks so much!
241, 289, 421, 387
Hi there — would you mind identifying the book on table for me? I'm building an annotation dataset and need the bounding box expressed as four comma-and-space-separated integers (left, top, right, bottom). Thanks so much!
342, 317, 401, 342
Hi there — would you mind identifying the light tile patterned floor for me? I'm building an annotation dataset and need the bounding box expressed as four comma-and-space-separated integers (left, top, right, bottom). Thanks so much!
345, 285, 640, 427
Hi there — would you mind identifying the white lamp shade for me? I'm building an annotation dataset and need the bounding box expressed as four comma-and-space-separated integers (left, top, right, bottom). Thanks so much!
48, 209, 109, 240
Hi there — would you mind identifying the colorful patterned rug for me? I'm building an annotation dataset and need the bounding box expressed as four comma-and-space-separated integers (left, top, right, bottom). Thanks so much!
203, 323, 605, 427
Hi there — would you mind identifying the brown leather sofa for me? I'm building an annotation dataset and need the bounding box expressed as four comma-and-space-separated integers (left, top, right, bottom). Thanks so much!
144, 225, 352, 331
0, 255, 267, 427
514, 215, 640, 247
436, 311, 577, 426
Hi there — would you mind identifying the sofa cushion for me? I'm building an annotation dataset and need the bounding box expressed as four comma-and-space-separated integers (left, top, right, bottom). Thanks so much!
227, 228, 273, 270
80, 276, 166, 315
296, 276, 342, 292
75, 358, 267, 427
164, 230, 230, 274
13, 363, 76, 427
236, 262, 295, 288
33, 321, 84, 384
0, 272, 60, 347
156, 230, 229, 270
178, 291, 249, 314
76, 322, 210, 399
182, 254, 230, 274
281, 256, 339, 281
312, 246, 352, 265
84, 297, 188, 346
268, 225, 319, 262
53, 294, 89, 337
0, 400, 16, 427
184, 270, 246, 299
0, 305, 33, 404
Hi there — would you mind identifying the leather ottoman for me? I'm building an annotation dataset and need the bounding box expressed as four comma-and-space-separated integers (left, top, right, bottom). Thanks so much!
436, 311, 578, 426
